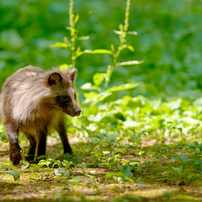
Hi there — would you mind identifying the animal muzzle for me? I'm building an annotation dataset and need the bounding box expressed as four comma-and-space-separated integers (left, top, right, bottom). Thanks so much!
74, 107, 81, 116
66, 103, 81, 117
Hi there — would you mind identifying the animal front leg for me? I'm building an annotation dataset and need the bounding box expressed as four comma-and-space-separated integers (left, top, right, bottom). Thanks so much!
57, 122, 73, 154
6, 124, 22, 165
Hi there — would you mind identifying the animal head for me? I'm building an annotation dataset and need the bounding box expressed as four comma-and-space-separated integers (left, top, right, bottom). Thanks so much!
48, 69, 81, 117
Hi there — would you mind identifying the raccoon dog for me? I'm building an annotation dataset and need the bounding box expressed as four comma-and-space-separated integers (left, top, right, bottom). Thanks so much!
0, 65, 81, 165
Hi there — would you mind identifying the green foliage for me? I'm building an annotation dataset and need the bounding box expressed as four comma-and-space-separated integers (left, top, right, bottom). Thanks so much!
0, 0, 201, 98
0, 0, 202, 200
0, 161, 20, 181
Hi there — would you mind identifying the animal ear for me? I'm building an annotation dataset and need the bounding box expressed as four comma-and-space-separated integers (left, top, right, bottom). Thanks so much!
48, 72, 62, 86
68, 69, 77, 81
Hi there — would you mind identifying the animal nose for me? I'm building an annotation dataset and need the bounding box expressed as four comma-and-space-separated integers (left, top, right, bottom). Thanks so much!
75, 108, 81, 115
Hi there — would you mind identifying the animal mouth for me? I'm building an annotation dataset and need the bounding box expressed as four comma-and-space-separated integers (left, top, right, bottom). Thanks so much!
68, 111, 81, 117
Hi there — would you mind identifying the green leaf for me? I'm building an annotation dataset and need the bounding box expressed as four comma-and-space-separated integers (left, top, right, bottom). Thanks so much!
106, 172, 125, 179
76, 49, 113, 58
180, 156, 189, 162
83, 91, 98, 99
75, 51, 85, 58
80, 82, 99, 90
59, 64, 70, 71
102, 151, 111, 155
136, 179, 144, 184
128, 31, 138, 35
113, 30, 122, 35
1, 163, 17, 170
52, 190, 58, 197
92, 139, 100, 144
116, 60, 144, 66
9, 170, 20, 181
21, 161, 30, 169
121, 164, 134, 178
54, 168, 69, 177
174, 155, 189, 163
84, 49, 113, 55
83, 91, 112, 105
78, 36, 90, 40
74, 14, 79, 24
126, 45, 134, 52
50, 42, 69, 48
29, 172, 38, 179
172, 166, 181, 171
107, 83, 138, 92
69, 176, 82, 184
93, 73, 105, 87
107, 134, 118, 142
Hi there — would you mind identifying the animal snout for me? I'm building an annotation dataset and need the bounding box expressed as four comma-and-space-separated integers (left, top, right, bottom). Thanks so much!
75, 108, 81, 116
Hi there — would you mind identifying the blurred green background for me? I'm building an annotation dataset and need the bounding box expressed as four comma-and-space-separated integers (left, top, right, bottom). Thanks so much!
0, 0, 201, 99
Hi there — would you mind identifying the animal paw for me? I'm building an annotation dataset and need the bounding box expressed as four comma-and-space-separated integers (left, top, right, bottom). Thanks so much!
10, 147, 22, 165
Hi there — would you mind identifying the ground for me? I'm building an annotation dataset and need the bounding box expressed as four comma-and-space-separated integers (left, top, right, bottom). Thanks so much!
0, 135, 202, 201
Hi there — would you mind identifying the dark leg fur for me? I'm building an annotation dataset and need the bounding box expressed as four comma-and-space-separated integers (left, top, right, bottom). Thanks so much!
25, 135, 37, 162
37, 129, 47, 157
6, 124, 22, 165
57, 121, 73, 154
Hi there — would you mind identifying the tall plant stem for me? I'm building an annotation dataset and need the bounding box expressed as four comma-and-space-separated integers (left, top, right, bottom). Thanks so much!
69, 0, 76, 69
104, 0, 131, 90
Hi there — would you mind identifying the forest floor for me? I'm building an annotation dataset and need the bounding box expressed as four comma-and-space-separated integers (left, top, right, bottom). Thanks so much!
0, 136, 202, 202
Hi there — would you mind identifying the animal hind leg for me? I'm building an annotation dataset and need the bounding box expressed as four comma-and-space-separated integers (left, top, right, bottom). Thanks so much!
37, 128, 47, 159
25, 135, 37, 162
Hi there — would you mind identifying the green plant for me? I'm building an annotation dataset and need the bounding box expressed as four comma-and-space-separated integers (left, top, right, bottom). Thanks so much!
0, 161, 20, 181
81, 0, 142, 106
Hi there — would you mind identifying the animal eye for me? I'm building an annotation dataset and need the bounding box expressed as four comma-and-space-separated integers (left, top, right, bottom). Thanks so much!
56, 96, 70, 104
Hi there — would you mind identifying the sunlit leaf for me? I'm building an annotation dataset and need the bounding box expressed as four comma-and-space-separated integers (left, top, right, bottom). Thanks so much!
59, 64, 70, 71
83, 91, 112, 105
113, 30, 122, 35
54, 168, 69, 177
93, 72, 105, 86
21, 161, 30, 169
102, 151, 111, 155
193, 97, 202, 105
116, 60, 144, 66
126, 45, 134, 52
84, 49, 113, 55
83, 91, 98, 99
107, 83, 138, 92
172, 166, 181, 171
80, 82, 94, 90
74, 14, 79, 24
75, 51, 84, 58
107, 134, 118, 142
1, 163, 17, 170
88, 114, 102, 122
29, 172, 38, 179
78, 36, 90, 40
50, 42, 69, 48
128, 31, 138, 35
